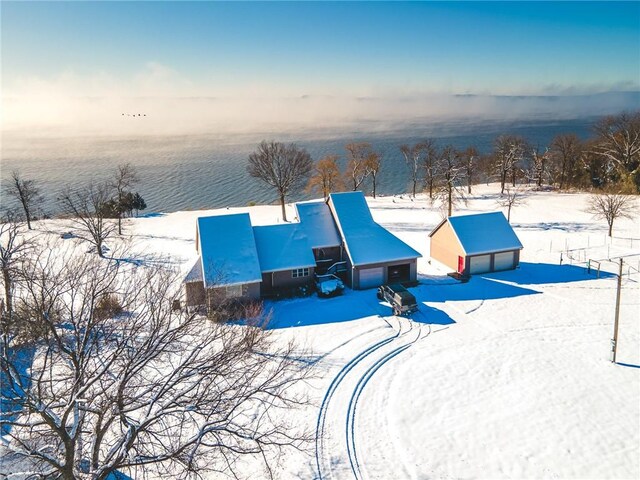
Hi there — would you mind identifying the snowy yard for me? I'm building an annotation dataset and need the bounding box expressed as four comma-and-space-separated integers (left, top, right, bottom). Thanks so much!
11, 184, 640, 479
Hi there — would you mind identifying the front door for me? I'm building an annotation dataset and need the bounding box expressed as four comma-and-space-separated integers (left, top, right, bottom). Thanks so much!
458, 256, 465, 274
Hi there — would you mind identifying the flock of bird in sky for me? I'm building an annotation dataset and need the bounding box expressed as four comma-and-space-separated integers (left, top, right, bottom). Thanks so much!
121, 113, 146, 117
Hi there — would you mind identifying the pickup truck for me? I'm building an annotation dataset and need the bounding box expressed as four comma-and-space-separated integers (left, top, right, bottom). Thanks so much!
377, 284, 418, 316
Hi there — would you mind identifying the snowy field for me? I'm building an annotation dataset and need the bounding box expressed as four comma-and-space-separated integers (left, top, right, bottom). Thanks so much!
15, 184, 640, 479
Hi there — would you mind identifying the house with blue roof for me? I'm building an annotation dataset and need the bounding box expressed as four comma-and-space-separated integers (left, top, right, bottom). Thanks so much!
184, 191, 422, 307
428, 211, 523, 276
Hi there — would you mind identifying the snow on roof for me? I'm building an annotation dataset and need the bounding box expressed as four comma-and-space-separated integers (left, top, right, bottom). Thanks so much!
435, 211, 523, 256
329, 191, 421, 266
253, 224, 316, 273
294, 201, 341, 248
197, 213, 262, 287
184, 256, 203, 283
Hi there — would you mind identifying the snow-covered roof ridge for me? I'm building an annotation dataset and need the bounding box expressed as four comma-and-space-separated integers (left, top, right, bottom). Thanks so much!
253, 223, 316, 273
294, 201, 341, 248
197, 213, 262, 287
328, 191, 422, 266
432, 211, 523, 256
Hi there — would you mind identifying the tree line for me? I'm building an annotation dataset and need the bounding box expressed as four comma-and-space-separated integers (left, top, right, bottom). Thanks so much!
3, 164, 147, 258
247, 110, 639, 221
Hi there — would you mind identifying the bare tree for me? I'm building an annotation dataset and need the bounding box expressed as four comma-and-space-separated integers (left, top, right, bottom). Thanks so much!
459, 146, 479, 194
0, 212, 34, 314
550, 134, 582, 189
58, 182, 115, 258
422, 139, 439, 199
531, 146, 551, 188
4, 172, 43, 230
0, 247, 310, 479
435, 146, 466, 217
587, 193, 635, 237
364, 151, 382, 198
400, 143, 424, 198
344, 142, 373, 191
593, 111, 640, 190
306, 155, 344, 200
247, 141, 313, 222
496, 187, 527, 223
110, 163, 139, 235
493, 135, 526, 194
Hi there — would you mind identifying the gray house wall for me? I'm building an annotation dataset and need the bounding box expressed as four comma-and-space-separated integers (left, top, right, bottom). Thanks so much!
185, 281, 206, 307
261, 267, 315, 293
185, 280, 261, 308
352, 258, 417, 290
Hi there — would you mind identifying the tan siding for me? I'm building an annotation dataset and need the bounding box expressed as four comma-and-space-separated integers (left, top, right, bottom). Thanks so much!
430, 221, 464, 271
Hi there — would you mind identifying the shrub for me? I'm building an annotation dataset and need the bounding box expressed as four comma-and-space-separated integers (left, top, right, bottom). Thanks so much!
93, 294, 123, 320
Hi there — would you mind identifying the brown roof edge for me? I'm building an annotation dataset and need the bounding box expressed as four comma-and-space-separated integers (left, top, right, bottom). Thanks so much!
427, 217, 449, 237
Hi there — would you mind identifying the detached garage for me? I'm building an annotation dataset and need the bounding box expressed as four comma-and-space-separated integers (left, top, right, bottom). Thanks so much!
429, 212, 523, 276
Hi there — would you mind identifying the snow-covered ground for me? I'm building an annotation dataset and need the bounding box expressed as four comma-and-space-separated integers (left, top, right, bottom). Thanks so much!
17, 184, 640, 479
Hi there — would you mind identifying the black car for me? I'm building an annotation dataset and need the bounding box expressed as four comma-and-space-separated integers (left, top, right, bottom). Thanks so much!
377, 284, 418, 316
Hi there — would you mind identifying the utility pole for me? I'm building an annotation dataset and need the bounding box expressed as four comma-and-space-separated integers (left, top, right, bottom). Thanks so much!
611, 258, 623, 363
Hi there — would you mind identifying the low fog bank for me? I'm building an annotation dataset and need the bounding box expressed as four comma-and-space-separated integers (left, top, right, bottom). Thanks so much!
2, 91, 638, 139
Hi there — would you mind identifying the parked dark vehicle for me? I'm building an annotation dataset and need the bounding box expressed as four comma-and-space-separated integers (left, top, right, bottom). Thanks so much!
377, 284, 418, 316
315, 274, 345, 298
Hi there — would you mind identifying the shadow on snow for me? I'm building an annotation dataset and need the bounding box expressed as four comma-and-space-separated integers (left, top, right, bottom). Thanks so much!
1, 345, 36, 437
489, 262, 614, 285
265, 262, 609, 329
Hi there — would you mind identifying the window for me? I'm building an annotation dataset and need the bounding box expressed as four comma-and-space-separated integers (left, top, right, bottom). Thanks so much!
292, 268, 309, 278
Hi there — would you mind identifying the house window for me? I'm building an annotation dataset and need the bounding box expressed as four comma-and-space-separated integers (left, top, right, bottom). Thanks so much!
224, 285, 243, 298
292, 268, 309, 278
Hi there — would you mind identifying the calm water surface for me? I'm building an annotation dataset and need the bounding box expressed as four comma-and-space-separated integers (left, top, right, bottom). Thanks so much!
1, 118, 596, 214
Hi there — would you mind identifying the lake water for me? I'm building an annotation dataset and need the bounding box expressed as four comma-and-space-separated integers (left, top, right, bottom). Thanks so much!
1, 117, 597, 214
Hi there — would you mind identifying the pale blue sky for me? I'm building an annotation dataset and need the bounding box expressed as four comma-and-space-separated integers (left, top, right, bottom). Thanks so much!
2, 1, 639, 133
3, 1, 639, 96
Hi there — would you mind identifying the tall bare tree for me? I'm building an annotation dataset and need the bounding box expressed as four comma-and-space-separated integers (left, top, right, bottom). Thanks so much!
493, 135, 526, 194
400, 143, 424, 198
4, 172, 43, 230
58, 182, 115, 258
306, 155, 344, 200
587, 193, 635, 237
435, 146, 466, 217
459, 146, 479, 194
550, 134, 582, 189
531, 146, 551, 188
496, 187, 527, 223
247, 141, 313, 222
0, 212, 34, 314
593, 111, 640, 192
422, 139, 439, 199
110, 163, 139, 235
364, 151, 382, 198
344, 142, 373, 191
0, 247, 310, 479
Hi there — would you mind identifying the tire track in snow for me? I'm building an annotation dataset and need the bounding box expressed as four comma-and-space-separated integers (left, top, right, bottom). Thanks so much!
346, 318, 428, 480
315, 317, 399, 479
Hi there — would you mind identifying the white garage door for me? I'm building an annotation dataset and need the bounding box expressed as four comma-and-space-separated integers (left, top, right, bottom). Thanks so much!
469, 254, 491, 274
493, 251, 515, 271
358, 267, 384, 289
